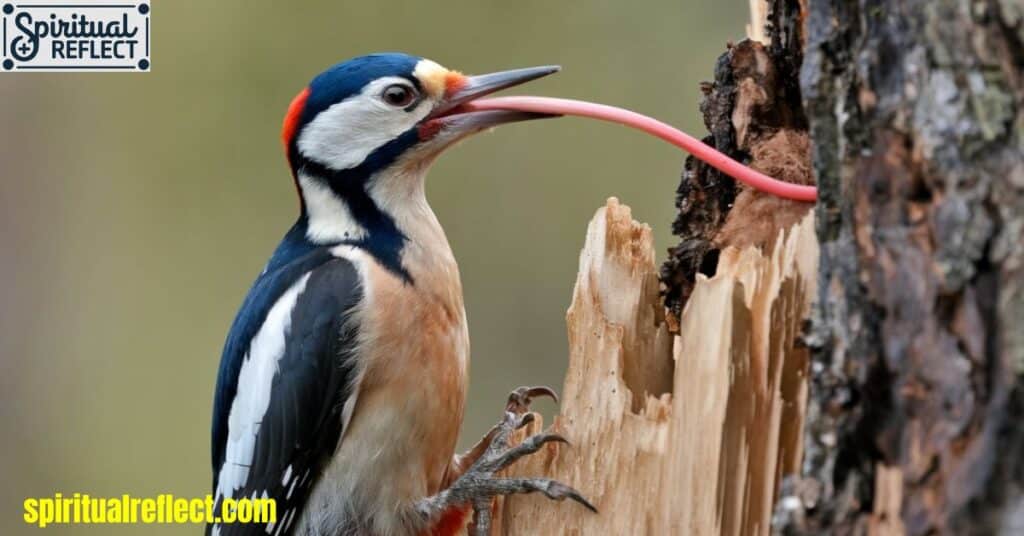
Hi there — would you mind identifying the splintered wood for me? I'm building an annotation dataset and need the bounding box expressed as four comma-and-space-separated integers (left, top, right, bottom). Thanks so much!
746, 0, 768, 43
495, 198, 817, 535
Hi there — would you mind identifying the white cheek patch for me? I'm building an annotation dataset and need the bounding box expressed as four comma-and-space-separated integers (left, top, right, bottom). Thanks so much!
296, 77, 434, 171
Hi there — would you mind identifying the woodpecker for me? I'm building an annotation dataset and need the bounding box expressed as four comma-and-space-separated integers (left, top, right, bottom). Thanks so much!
208, 53, 593, 536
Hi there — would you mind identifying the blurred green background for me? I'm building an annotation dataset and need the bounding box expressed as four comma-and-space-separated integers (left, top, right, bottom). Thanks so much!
0, 1, 745, 533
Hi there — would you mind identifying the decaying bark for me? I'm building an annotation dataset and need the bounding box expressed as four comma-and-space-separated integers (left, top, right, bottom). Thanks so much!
782, 0, 1024, 534
660, 15, 813, 329
494, 198, 816, 534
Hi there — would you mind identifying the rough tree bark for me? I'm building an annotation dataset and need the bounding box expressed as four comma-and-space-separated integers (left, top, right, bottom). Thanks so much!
776, 0, 1024, 534
496, 0, 1024, 533
661, 1, 1024, 533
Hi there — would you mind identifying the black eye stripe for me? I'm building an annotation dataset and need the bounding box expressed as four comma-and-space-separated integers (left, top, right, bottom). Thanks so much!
404, 75, 424, 92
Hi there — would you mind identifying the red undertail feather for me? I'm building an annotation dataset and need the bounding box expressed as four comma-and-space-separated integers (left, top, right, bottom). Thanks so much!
429, 506, 469, 536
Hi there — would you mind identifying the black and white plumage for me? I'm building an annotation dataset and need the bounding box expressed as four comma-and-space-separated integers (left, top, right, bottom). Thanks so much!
208, 54, 575, 536
210, 226, 363, 535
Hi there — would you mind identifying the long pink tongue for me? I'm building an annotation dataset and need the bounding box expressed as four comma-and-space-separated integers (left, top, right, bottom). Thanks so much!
463, 96, 817, 202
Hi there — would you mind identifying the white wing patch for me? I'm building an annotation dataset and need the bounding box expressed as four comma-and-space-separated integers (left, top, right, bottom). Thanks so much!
215, 272, 313, 502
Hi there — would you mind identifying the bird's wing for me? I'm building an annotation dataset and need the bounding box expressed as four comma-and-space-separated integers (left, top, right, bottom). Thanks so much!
209, 250, 362, 535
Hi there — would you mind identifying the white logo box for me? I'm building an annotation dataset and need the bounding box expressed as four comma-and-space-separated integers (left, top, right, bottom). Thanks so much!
2, 1, 150, 72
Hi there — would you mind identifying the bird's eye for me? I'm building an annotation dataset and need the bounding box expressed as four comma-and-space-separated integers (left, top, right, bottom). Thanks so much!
382, 84, 417, 107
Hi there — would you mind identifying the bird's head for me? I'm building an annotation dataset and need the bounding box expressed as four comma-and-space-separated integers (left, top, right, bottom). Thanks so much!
279, 53, 558, 267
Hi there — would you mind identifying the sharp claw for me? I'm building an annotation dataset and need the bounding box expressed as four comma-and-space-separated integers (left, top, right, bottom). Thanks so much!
523, 432, 569, 448
507, 385, 560, 413
567, 491, 599, 513
463, 386, 592, 521
544, 482, 598, 513
525, 386, 559, 404
543, 433, 570, 446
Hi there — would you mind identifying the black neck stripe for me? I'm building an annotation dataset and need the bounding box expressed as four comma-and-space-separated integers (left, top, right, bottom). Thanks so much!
292, 128, 421, 284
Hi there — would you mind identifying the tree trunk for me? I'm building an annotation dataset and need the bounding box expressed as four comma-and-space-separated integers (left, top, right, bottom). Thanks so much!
496, 1, 1024, 534
780, 0, 1024, 534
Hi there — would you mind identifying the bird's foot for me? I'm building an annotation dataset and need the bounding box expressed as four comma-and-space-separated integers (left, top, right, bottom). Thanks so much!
418, 386, 596, 536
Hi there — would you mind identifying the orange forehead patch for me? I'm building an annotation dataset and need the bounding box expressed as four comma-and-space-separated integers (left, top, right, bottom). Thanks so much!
443, 72, 468, 97
281, 87, 311, 151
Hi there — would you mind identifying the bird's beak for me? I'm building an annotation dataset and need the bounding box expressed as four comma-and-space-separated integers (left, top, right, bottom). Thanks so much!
424, 65, 561, 132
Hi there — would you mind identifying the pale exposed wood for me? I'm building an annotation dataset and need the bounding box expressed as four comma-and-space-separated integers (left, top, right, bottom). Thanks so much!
746, 0, 768, 44
494, 198, 817, 535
